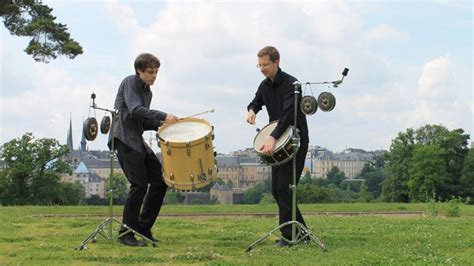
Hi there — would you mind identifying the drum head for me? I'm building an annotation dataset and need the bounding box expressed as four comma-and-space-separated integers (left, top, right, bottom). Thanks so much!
159, 119, 212, 142
253, 121, 292, 152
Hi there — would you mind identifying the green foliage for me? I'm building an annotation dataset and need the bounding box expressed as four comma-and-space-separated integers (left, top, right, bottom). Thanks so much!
408, 145, 447, 202
164, 191, 185, 205
0, 132, 82, 205
444, 197, 462, 217
427, 198, 439, 217
382, 125, 470, 203
358, 182, 373, 202
259, 193, 275, 204
106, 173, 128, 204
359, 161, 384, 199
460, 148, 474, 198
243, 180, 270, 204
0, 0, 83, 62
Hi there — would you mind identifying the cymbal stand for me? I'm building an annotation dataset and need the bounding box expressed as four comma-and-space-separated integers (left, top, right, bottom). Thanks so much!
76, 93, 155, 250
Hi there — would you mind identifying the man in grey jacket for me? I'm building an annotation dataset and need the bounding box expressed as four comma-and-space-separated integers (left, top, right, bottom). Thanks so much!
109, 53, 179, 246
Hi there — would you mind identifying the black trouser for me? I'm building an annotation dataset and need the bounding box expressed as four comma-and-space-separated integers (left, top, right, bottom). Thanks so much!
115, 140, 168, 235
271, 141, 308, 239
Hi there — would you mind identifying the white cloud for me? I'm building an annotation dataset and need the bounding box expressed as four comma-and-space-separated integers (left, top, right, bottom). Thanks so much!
1, 1, 471, 154
364, 24, 409, 43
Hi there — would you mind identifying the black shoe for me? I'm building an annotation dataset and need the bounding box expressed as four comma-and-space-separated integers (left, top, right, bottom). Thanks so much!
118, 234, 147, 247
274, 239, 291, 247
138, 229, 159, 243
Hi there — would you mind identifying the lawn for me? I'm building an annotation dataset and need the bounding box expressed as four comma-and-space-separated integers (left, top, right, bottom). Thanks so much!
0, 203, 473, 265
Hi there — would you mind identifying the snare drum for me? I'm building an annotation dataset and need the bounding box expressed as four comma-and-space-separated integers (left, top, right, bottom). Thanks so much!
253, 121, 299, 166
157, 118, 217, 190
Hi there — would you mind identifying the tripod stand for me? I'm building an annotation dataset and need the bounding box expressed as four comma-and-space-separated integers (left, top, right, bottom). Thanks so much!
245, 83, 326, 252
76, 94, 155, 250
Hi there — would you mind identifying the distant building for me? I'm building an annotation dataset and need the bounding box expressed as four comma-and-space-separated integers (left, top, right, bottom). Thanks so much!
61, 161, 106, 198
210, 183, 233, 205
306, 146, 375, 178
216, 155, 271, 190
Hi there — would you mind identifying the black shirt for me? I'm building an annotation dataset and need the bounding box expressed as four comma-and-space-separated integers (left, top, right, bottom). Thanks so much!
108, 74, 167, 153
247, 68, 309, 143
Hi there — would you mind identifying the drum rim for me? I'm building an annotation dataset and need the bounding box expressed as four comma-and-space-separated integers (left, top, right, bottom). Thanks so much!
253, 120, 293, 155
158, 117, 213, 146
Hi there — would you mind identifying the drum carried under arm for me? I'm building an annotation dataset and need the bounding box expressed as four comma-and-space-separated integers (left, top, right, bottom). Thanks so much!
253, 121, 299, 166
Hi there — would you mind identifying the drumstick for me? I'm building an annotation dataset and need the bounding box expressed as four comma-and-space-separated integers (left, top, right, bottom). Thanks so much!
182, 109, 215, 119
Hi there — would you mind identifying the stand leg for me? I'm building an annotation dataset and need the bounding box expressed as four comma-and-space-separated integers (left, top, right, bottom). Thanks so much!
75, 217, 123, 250
245, 221, 326, 252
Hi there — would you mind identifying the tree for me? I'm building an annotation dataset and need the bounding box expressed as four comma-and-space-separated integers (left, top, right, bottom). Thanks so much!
359, 162, 384, 199
382, 125, 470, 202
106, 173, 129, 204
325, 166, 345, 187
408, 145, 448, 201
382, 128, 415, 202
358, 182, 373, 202
0, 132, 81, 205
0, 0, 83, 62
460, 148, 474, 200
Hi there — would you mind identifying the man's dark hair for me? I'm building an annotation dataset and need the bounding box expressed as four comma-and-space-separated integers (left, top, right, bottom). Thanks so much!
257, 46, 280, 62
134, 53, 161, 74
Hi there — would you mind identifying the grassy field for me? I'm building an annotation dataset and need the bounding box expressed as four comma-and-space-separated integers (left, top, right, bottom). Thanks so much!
1, 203, 473, 265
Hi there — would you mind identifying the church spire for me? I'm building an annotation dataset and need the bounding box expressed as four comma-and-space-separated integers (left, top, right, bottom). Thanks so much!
67, 114, 73, 151
80, 117, 87, 152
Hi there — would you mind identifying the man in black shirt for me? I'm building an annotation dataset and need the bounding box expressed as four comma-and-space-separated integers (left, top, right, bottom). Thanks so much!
247, 46, 309, 247
109, 53, 179, 246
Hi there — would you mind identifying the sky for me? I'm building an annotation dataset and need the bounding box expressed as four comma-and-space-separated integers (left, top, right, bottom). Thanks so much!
0, 0, 472, 154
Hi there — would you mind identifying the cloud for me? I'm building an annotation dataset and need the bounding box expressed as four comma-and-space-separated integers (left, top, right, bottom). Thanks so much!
410, 54, 471, 130
364, 24, 409, 43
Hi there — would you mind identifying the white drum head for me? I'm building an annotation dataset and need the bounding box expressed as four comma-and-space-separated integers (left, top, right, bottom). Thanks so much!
160, 121, 211, 142
253, 121, 291, 151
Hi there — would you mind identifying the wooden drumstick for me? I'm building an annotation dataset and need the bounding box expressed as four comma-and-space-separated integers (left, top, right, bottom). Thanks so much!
182, 109, 215, 119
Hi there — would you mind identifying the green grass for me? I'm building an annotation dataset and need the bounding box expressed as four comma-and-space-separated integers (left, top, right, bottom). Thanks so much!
0, 204, 473, 265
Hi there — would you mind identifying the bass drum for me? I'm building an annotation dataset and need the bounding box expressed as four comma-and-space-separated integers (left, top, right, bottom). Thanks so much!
157, 118, 217, 190
253, 121, 299, 166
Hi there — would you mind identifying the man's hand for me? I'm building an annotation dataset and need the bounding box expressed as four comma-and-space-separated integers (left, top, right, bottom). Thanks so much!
164, 113, 179, 124
259, 136, 276, 155
246, 109, 256, 125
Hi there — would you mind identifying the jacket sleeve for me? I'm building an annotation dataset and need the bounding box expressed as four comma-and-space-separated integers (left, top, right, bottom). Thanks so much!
142, 119, 162, 131
123, 78, 167, 122
247, 85, 264, 114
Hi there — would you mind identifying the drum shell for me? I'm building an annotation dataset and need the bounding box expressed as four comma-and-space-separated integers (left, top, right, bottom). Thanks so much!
158, 118, 217, 190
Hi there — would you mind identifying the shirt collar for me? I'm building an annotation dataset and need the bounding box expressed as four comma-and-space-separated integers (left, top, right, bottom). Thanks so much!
265, 67, 283, 86
135, 74, 150, 92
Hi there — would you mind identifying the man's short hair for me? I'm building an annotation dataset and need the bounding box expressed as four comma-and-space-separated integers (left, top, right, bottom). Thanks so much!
134, 53, 161, 74
257, 46, 280, 62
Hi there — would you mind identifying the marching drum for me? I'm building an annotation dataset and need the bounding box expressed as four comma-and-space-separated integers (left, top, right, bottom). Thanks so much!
157, 118, 217, 190
253, 121, 299, 166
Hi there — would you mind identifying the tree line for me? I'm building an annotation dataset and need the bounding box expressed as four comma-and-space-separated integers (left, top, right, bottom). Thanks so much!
1, 124, 472, 205
243, 124, 473, 204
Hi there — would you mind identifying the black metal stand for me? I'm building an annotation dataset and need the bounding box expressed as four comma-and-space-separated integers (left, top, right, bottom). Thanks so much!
76, 99, 155, 250
245, 83, 326, 252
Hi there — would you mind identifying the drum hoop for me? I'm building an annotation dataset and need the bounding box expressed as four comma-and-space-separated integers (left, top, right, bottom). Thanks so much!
158, 117, 213, 146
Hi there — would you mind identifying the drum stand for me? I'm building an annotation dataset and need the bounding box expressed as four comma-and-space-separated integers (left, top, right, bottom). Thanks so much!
245, 83, 326, 252
76, 95, 155, 250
